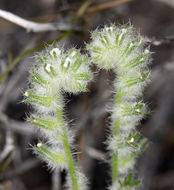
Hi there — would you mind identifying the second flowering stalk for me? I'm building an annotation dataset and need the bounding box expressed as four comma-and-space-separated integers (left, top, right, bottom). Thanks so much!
87, 24, 151, 189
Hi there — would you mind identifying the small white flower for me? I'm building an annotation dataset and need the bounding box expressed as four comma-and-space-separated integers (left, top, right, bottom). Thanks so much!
37, 143, 42, 147
64, 57, 72, 68
24, 91, 28, 97
45, 63, 51, 72
50, 48, 61, 57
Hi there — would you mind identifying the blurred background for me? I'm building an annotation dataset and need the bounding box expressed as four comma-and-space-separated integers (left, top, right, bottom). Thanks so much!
0, 0, 174, 190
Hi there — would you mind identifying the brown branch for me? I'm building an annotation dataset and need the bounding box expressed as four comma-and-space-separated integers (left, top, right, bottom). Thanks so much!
86, 0, 133, 14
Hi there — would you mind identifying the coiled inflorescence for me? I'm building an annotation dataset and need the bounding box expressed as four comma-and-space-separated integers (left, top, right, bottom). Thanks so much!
24, 45, 92, 190
88, 24, 151, 189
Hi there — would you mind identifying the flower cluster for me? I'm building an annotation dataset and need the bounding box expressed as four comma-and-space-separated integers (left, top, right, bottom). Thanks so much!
24, 45, 92, 190
88, 24, 151, 189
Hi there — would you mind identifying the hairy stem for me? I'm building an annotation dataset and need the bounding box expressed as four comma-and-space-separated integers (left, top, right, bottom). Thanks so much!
112, 86, 122, 182
56, 108, 78, 190
112, 152, 118, 182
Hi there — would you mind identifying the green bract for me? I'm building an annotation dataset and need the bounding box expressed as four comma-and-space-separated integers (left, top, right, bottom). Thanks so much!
88, 24, 151, 190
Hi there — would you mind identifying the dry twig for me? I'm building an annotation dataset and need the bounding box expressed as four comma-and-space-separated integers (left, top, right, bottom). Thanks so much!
0, 114, 14, 164
147, 36, 174, 46
86, 0, 133, 14
0, 9, 81, 32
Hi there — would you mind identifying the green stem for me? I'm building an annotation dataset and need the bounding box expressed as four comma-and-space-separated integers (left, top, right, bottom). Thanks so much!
112, 152, 118, 182
56, 109, 78, 190
112, 87, 122, 183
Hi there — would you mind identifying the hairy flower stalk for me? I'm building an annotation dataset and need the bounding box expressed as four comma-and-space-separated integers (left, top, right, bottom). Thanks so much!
87, 24, 151, 189
24, 45, 92, 190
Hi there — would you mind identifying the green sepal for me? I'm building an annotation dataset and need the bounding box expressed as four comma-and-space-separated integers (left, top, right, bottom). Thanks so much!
139, 138, 148, 151
127, 132, 140, 142
34, 144, 66, 164
93, 55, 101, 62
125, 53, 149, 69
125, 71, 150, 87
136, 36, 145, 47
132, 132, 140, 141
62, 57, 71, 72
52, 51, 58, 59
56, 109, 64, 127
37, 55, 46, 64
126, 132, 148, 151
90, 46, 103, 54
101, 34, 110, 46
120, 102, 146, 117
75, 72, 91, 81
72, 59, 82, 72
118, 27, 131, 47
115, 88, 122, 104
126, 133, 140, 149
24, 91, 53, 107
122, 41, 136, 58
121, 173, 141, 188
119, 152, 136, 168
92, 31, 99, 39
28, 116, 58, 130
69, 48, 79, 58
103, 25, 114, 34
49, 65, 57, 77
112, 135, 124, 149
114, 132, 141, 150
115, 30, 121, 45
124, 173, 133, 185
31, 72, 48, 87
84, 58, 91, 66
44, 64, 57, 77
76, 82, 86, 91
